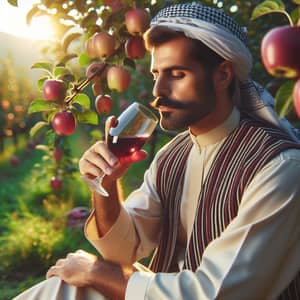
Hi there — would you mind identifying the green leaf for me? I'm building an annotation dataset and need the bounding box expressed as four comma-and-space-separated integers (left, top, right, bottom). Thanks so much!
251, 0, 285, 20
37, 77, 49, 91
29, 121, 49, 137
7, 0, 18, 7
28, 99, 59, 114
72, 93, 91, 110
292, 0, 300, 4
53, 66, 71, 79
78, 52, 90, 66
31, 62, 53, 73
62, 33, 82, 52
275, 80, 295, 117
75, 110, 98, 125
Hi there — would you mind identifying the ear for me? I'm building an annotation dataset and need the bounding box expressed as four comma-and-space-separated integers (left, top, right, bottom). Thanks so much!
213, 60, 234, 92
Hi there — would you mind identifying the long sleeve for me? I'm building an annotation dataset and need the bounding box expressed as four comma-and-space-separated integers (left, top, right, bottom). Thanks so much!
84, 150, 164, 265
125, 149, 300, 299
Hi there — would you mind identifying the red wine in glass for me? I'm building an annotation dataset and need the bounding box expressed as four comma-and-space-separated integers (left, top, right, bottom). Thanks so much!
107, 135, 148, 160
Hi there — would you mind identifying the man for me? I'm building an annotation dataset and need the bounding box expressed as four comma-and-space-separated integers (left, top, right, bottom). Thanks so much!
16, 2, 300, 300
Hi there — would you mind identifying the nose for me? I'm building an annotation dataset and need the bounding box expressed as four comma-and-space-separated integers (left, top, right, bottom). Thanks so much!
152, 75, 170, 99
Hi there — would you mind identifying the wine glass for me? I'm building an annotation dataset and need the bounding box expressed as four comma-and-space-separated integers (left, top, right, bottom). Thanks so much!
81, 102, 158, 196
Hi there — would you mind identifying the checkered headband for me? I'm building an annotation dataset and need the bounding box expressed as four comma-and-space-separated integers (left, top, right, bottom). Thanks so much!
151, 2, 247, 43
150, 2, 252, 81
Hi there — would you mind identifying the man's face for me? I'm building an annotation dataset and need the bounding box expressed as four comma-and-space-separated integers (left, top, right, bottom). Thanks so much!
150, 36, 217, 133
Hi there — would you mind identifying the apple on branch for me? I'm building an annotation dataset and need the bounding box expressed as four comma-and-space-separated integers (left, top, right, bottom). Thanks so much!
92, 32, 115, 59
95, 94, 113, 114
92, 83, 103, 96
43, 79, 67, 102
1, 99, 10, 111
53, 148, 64, 161
51, 111, 76, 136
103, 0, 123, 13
50, 176, 63, 191
125, 8, 150, 36
125, 36, 146, 59
261, 25, 300, 78
107, 66, 131, 92
85, 37, 97, 58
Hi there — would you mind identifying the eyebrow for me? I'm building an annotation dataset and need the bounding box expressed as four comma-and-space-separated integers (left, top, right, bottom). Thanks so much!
151, 65, 191, 74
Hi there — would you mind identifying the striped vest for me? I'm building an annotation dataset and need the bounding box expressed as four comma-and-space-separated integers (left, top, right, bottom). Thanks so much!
150, 116, 300, 299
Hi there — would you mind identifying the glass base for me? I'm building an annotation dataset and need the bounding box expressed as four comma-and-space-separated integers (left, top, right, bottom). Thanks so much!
80, 174, 109, 197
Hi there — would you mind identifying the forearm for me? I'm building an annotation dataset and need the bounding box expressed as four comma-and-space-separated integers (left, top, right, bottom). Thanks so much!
92, 178, 121, 237
88, 259, 133, 300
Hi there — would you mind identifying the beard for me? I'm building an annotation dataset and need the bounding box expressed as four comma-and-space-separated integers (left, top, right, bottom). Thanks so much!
150, 81, 216, 132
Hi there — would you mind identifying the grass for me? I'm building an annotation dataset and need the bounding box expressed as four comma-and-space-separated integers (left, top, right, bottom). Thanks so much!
0, 129, 171, 300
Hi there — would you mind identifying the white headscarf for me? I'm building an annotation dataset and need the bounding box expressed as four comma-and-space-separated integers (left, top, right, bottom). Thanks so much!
150, 3, 300, 141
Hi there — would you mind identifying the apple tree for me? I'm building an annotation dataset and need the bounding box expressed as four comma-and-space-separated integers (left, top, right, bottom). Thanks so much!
251, 0, 300, 126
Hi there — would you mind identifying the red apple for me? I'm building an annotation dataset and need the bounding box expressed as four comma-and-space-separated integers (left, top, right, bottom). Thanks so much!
51, 111, 76, 136
1, 99, 10, 110
10, 155, 20, 167
92, 32, 115, 59
125, 8, 150, 35
85, 37, 97, 58
103, 0, 123, 13
293, 78, 300, 118
95, 94, 113, 114
261, 26, 300, 78
125, 36, 146, 59
107, 66, 131, 92
53, 148, 64, 161
50, 176, 63, 191
43, 79, 67, 101
92, 82, 103, 96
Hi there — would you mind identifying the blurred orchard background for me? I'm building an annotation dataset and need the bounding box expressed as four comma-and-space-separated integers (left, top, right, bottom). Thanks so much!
1, 0, 300, 298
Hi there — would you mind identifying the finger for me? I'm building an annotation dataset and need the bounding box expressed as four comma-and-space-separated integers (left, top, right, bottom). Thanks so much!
84, 151, 112, 174
93, 143, 119, 169
55, 259, 65, 266
46, 266, 61, 279
79, 158, 103, 178
67, 252, 76, 259
105, 116, 118, 142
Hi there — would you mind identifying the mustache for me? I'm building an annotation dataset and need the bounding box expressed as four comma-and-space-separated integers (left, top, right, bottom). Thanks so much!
150, 97, 194, 110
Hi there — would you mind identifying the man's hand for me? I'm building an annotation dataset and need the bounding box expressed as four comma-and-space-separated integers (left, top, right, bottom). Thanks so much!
46, 250, 134, 300
46, 250, 98, 287
79, 116, 147, 185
